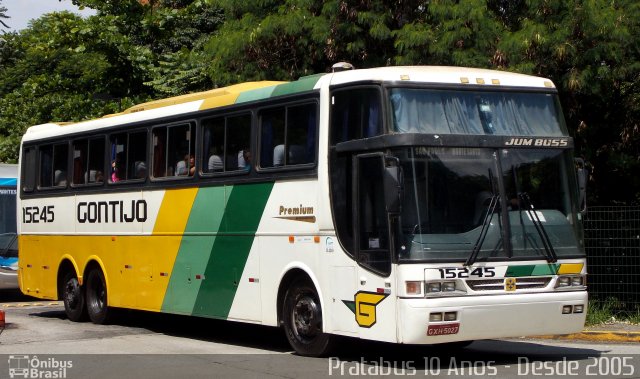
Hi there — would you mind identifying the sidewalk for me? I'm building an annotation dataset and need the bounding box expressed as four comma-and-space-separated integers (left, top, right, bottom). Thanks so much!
536, 322, 640, 343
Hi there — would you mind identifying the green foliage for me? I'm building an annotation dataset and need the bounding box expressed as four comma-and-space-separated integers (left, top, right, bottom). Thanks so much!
586, 299, 640, 326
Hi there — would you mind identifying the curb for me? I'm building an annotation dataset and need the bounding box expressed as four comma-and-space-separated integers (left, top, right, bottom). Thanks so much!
0, 301, 62, 308
534, 331, 640, 343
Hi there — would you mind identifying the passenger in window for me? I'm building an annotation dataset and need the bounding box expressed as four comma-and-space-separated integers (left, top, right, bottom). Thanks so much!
95, 171, 104, 183
273, 145, 284, 166
177, 154, 195, 176
241, 149, 251, 172
111, 159, 120, 182
208, 148, 223, 172
188, 155, 195, 176
135, 161, 147, 179
54, 170, 67, 186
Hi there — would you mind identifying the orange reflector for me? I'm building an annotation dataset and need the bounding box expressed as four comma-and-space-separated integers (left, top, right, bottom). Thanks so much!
314, 236, 320, 243
476, 78, 485, 84
289, 236, 295, 243
112, 236, 116, 241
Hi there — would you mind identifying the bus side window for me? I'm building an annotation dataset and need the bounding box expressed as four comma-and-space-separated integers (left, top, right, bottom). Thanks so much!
72, 137, 105, 185
152, 123, 193, 179
128, 131, 147, 180
202, 117, 225, 173
22, 147, 37, 192
226, 114, 251, 172
331, 87, 382, 145
259, 102, 316, 169
39, 143, 68, 188
260, 107, 285, 168
110, 130, 147, 182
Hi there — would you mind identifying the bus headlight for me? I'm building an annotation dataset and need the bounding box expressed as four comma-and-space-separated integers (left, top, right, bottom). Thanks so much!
442, 281, 456, 292
427, 282, 442, 293
555, 275, 586, 289
556, 277, 571, 287
425, 280, 466, 297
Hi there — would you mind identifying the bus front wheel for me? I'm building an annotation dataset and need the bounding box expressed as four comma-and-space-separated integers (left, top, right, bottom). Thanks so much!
85, 268, 112, 324
61, 271, 87, 322
282, 279, 333, 357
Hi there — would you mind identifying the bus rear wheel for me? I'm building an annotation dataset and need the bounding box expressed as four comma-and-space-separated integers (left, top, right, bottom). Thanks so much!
282, 279, 333, 357
85, 268, 112, 324
61, 271, 87, 322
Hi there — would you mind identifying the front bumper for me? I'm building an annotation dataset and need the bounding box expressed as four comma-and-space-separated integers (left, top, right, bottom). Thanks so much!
398, 291, 587, 344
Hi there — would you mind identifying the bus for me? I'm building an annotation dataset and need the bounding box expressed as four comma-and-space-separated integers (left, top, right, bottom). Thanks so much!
0, 164, 18, 290
17, 65, 587, 356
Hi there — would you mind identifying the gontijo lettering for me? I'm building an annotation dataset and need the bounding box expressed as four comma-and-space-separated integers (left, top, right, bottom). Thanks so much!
77, 200, 147, 223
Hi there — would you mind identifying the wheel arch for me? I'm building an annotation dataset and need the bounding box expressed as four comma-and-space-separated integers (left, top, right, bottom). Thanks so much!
276, 263, 325, 327
82, 256, 110, 302
56, 255, 81, 300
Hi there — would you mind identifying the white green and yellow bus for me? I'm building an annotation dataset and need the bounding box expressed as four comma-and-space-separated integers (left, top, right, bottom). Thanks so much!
18, 65, 587, 356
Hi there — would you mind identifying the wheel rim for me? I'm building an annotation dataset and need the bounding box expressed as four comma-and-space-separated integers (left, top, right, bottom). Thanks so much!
64, 278, 80, 310
291, 293, 321, 342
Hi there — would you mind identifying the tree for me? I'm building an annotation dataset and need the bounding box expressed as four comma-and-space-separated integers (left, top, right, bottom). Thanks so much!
495, 0, 640, 204
0, 12, 149, 162
0, 0, 10, 30
72, 0, 225, 95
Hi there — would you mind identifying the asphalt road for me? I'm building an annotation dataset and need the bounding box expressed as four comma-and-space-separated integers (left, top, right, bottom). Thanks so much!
0, 290, 639, 379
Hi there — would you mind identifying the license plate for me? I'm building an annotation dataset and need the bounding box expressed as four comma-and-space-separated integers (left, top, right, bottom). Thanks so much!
427, 323, 460, 336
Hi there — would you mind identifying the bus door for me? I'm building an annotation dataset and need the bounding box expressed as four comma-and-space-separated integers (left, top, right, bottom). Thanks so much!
351, 153, 399, 342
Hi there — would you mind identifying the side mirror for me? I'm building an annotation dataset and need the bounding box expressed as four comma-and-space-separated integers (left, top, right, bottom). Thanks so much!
383, 157, 403, 215
575, 158, 588, 213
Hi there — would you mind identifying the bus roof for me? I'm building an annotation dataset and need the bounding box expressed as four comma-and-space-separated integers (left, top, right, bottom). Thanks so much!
329, 66, 555, 89
22, 66, 555, 142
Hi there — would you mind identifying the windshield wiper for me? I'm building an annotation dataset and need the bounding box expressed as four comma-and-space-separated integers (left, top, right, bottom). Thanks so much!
465, 194, 499, 266
518, 192, 558, 263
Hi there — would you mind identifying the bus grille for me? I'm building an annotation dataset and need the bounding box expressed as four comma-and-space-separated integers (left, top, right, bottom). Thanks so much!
467, 277, 552, 291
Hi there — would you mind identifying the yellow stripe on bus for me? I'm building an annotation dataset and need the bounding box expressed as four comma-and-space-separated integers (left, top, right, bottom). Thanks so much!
153, 188, 198, 234
557, 263, 584, 274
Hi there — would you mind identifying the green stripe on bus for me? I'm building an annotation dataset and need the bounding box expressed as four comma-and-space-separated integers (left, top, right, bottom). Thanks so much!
162, 186, 226, 314
235, 85, 278, 104
191, 182, 274, 318
505, 264, 559, 277
270, 74, 323, 97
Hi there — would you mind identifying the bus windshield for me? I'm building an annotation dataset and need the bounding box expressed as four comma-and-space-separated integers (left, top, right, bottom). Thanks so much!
390, 88, 568, 136
396, 147, 583, 262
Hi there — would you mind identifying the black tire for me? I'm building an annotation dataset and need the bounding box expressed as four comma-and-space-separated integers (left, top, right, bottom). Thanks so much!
282, 278, 333, 357
61, 270, 87, 322
85, 268, 112, 324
